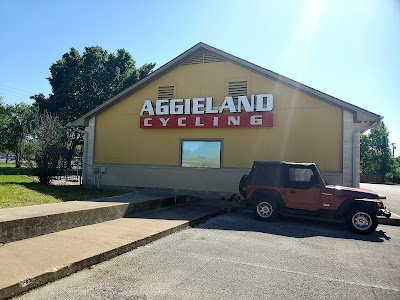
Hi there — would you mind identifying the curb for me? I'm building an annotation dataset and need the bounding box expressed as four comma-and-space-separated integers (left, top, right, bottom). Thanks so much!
378, 216, 400, 226
0, 196, 190, 244
0, 207, 229, 300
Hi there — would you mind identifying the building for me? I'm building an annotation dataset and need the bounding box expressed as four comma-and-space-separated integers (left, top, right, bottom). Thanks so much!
72, 42, 382, 193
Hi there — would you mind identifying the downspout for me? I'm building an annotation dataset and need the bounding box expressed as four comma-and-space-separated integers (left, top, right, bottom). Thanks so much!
71, 127, 87, 186
352, 117, 382, 187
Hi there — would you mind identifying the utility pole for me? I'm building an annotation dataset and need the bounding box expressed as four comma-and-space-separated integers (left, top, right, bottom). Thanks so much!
390, 142, 396, 156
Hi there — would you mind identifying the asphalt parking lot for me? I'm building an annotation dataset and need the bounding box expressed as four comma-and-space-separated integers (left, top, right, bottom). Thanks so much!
17, 210, 400, 300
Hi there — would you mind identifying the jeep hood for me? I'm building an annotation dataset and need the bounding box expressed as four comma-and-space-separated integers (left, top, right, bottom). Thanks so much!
326, 185, 386, 199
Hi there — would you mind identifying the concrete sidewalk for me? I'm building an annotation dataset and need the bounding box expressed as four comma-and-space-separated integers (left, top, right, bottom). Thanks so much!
0, 192, 195, 244
0, 198, 234, 299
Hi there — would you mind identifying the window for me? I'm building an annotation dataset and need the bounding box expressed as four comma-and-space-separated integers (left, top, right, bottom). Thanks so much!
287, 167, 318, 190
289, 168, 314, 182
251, 165, 281, 187
181, 140, 221, 168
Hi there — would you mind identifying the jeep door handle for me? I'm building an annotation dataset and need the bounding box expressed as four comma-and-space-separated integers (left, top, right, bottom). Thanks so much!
290, 190, 295, 193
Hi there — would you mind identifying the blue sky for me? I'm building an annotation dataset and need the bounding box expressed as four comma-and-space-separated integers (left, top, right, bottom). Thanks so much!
1, 0, 399, 154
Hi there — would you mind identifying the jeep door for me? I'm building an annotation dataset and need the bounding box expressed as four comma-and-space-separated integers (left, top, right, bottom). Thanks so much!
285, 166, 321, 210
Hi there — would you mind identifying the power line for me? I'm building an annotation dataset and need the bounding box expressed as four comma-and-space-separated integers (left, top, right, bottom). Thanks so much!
0, 93, 33, 105
0, 86, 32, 96
0, 88, 33, 98
0, 84, 34, 95
0, 91, 32, 101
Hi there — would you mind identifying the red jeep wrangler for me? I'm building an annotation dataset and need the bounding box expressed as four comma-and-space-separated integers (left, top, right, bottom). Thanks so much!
239, 161, 391, 234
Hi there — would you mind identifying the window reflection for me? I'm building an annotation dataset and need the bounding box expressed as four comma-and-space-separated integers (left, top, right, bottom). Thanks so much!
181, 141, 221, 168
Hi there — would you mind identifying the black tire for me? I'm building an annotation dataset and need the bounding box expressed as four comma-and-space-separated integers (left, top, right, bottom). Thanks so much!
253, 198, 278, 222
345, 206, 378, 235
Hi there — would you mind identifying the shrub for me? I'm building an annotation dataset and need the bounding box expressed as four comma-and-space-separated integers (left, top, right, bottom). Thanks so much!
26, 112, 66, 184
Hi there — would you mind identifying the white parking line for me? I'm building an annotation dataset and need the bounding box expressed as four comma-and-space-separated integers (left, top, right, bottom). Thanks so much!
162, 248, 400, 293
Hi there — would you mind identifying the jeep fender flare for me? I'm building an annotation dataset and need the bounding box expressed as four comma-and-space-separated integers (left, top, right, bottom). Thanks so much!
336, 198, 380, 218
239, 175, 249, 198
248, 189, 286, 208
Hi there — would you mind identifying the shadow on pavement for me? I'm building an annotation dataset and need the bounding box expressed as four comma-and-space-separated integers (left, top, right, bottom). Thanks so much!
198, 210, 391, 243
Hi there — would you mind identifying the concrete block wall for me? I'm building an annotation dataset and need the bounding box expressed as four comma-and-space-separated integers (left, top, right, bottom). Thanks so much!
91, 163, 250, 194
85, 117, 96, 186
320, 171, 342, 186
342, 110, 361, 187
90, 163, 345, 194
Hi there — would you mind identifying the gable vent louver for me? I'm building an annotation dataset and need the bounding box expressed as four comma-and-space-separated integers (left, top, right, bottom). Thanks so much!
183, 51, 225, 65
158, 86, 175, 100
228, 81, 248, 103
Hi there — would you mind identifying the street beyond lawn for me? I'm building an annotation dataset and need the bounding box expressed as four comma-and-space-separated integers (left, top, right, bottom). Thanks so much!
361, 183, 400, 216
18, 211, 400, 300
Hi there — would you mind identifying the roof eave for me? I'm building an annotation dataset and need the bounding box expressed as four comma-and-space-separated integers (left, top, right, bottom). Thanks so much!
71, 42, 382, 126
198, 43, 381, 123
71, 117, 87, 127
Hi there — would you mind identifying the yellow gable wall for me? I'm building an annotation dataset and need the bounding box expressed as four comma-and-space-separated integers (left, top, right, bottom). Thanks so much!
94, 61, 343, 172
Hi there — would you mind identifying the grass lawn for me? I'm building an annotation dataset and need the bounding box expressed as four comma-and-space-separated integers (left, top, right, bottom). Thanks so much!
0, 167, 124, 209
0, 160, 17, 166
0, 162, 14, 167
0, 165, 34, 176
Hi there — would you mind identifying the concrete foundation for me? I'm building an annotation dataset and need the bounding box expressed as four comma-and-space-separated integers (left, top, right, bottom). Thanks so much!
90, 163, 344, 193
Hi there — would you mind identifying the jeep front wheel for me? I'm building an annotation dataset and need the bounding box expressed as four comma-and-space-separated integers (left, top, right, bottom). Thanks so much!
345, 206, 378, 235
253, 199, 278, 221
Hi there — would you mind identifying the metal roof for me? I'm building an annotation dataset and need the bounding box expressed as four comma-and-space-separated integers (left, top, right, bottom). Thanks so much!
72, 42, 382, 127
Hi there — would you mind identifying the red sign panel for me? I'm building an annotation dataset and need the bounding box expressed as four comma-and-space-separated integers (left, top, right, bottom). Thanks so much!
140, 112, 273, 129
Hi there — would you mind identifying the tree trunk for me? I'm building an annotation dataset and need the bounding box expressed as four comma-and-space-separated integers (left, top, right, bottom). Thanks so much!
66, 144, 76, 169
381, 172, 386, 184
14, 148, 22, 168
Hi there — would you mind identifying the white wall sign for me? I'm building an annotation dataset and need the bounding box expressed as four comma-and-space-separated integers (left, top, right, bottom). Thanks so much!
140, 94, 274, 116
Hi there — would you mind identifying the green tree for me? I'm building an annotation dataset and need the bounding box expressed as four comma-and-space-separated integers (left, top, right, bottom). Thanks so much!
0, 98, 10, 160
392, 156, 400, 180
31, 46, 156, 167
32, 46, 155, 124
360, 122, 396, 183
26, 112, 67, 184
0, 96, 4, 113
360, 134, 374, 174
0, 102, 35, 168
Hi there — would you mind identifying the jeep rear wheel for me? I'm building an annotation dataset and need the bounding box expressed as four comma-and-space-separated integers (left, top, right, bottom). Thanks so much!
253, 198, 278, 221
345, 206, 378, 235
